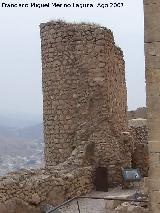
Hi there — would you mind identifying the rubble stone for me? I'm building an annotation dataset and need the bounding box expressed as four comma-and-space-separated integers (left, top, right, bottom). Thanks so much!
105, 200, 122, 210
115, 202, 149, 213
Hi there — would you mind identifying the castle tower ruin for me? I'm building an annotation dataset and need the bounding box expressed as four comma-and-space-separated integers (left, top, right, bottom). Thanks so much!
40, 21, 131, 185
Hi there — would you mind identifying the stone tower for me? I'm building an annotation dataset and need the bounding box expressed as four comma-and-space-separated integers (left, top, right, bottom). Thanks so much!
40, 21, 131, 185
144, 0, 160, 212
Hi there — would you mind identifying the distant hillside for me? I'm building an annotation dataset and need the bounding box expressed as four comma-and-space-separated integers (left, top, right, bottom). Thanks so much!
0, 123, 43, 157
0, 113, 42, 128
18, 123, 43, 140
0, 123, 43, 140
128, 107, 146, 120
0, 125, 18, 139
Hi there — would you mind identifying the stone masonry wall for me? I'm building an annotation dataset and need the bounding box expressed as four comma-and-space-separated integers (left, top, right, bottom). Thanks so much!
0, 168, 94, 212
0, 143, 95, 212
129, 119, 149, 177
144, 0, 160, 212
40, 21, 131, 185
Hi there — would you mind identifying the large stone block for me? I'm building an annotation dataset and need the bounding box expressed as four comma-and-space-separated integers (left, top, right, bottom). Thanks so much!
151, 191, 160, 204
144, 0, 160, 5
149, 153, 160, 167
149, 178, 160, 190
149, 166, 160, 178
148, 141, 160, 153
144, 3, 160, 42
150, 202, 160, 213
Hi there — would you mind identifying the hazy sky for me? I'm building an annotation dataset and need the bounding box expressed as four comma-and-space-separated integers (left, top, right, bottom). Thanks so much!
0, 0, 145, 115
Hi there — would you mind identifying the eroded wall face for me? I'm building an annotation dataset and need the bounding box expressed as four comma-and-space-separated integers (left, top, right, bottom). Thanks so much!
144, 0, 160, 212
129, 120, 149, 177
40, 22, 130, 185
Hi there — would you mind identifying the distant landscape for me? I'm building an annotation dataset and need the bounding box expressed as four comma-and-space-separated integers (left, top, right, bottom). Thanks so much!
0, 108, 146, 176
0, 113, 44, 176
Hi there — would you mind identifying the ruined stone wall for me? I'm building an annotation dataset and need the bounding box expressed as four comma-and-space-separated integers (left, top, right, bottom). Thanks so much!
0, 168, 93, 212
40, 21, 130, 185
0, 150, 94, 212
129, 119, 149, 177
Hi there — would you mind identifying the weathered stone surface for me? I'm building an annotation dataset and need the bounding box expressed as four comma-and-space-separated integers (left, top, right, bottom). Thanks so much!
46, 187, 65, 206
0, 203, 7, 213
129, 119, 148, 177
144, 0, 160, 211
15, 199, 41, 213
144, 2, 160, 42
148, 141, 160, 153
31, 193, 41, 205
0, 166, 94, 212
142, 177, 149, 195
0, 199, 41, 213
